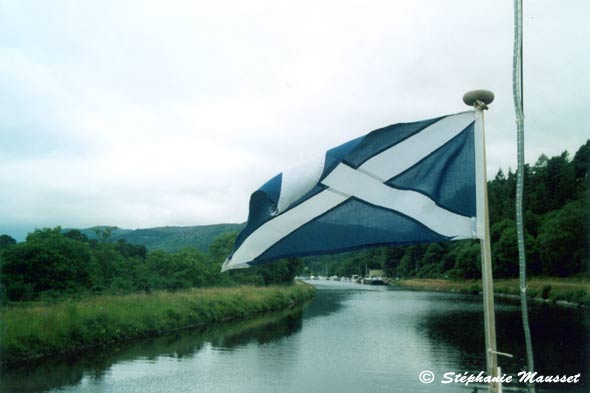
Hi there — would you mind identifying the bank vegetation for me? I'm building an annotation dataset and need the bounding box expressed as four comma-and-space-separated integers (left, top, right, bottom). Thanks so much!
0, 283, 315, 364
391, 277, 590, 306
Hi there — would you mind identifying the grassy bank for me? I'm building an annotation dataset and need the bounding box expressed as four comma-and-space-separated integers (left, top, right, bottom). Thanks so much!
390, 277, 590, 306
0, 282, 315, 364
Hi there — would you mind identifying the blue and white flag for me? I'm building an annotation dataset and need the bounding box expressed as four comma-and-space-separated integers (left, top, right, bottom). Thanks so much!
223, 111, 486, 271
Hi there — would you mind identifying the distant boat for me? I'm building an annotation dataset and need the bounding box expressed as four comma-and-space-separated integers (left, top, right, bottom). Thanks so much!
361, 277, 385, 285
361, 268, 386, 285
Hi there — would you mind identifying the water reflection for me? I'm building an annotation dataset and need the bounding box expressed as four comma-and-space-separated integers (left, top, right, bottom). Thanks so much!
1, 283, 588, 393
299, 280, 367, 319
417, 292, 590, 392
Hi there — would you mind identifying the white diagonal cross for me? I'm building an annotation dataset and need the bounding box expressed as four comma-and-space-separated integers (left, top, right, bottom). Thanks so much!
223, 111, 476, 270
322, 163, 473, 236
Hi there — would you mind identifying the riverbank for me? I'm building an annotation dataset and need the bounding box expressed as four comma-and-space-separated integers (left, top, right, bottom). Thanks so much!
390, 277, 590, 306
0, 282, 315, 364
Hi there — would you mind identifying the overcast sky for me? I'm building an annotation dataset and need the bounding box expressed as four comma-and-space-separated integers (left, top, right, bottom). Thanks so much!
1, 0, 589, 240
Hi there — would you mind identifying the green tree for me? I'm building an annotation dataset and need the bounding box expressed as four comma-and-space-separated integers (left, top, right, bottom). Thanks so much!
63, 229, 89, 243
536, 200, 585, 276
146, 251, 186, 290
89, 243, 125, 290
383, 247, 405, 278
92, 226, 116, 244
572, 140, 590, 181
417, 243, 447, 277
394, 246, 425, 278
115, 239, 147, 259
490, 219, 535, 278
530, 152, 575, 214
1, 228, 91, 300
452, 241, 481, 279
489, 168, 516, 223
0, 234, 16, 249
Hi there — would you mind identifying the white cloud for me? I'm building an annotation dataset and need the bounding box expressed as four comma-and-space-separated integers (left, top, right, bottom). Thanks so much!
1, 0, 589, 239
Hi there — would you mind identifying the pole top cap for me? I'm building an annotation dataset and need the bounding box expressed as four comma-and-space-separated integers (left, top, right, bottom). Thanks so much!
463, 89, 494, 110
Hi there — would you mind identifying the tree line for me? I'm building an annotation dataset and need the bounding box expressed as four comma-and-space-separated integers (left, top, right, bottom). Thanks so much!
0, 229, 302, 302
304, 140, 590, 280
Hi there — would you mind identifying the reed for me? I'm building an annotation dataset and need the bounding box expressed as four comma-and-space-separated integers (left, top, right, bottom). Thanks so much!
0, 283, 315, 363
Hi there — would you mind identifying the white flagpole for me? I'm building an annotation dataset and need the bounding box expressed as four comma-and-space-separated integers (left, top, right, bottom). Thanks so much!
464, 89, 500, 393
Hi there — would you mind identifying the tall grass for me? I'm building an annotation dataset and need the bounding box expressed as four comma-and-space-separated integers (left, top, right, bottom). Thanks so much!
392, 277, 590, 305
0, 283, 315, 363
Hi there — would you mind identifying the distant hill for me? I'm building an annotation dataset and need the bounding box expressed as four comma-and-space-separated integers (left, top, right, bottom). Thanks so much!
74, 223, 245, 253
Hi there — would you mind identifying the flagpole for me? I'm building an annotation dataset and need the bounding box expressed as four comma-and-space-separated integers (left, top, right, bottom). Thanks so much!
464, 89, 499, 393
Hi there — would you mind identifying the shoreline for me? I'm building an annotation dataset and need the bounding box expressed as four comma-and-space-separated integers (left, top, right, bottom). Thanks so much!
0, 282, 316, 365
389, 278, 589, 307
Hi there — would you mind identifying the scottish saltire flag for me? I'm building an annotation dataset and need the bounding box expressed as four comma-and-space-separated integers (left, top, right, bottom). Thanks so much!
222, 111, 486, 271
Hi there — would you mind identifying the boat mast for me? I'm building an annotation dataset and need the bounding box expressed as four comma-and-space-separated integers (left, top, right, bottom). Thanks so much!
513, 1, 536, 392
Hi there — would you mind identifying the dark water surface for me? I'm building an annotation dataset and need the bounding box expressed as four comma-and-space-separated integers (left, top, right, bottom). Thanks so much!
2, 281, 588, 393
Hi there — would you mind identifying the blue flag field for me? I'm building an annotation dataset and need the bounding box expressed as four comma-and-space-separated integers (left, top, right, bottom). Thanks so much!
223, 111, 485, 271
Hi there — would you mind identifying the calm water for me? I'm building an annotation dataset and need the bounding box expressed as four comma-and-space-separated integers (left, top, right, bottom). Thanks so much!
2, 281, 589, 393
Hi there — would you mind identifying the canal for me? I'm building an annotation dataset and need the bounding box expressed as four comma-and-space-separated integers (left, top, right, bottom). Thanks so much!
1, 281, 588, 392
